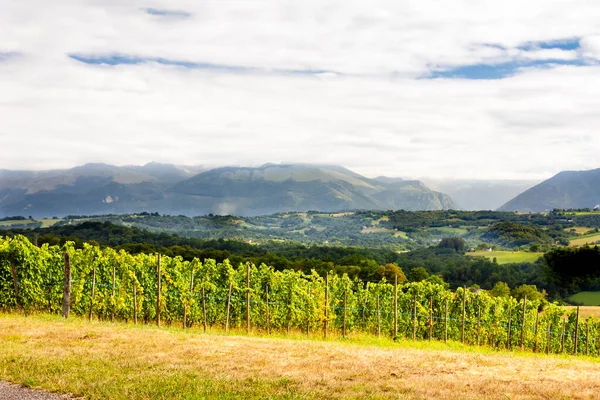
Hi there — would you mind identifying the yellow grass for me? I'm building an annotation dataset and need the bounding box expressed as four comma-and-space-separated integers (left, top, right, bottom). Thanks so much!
565, 226, 594, 235
1, 313, 600, 399
563, 306, 600, 319
569, 233, 600, 247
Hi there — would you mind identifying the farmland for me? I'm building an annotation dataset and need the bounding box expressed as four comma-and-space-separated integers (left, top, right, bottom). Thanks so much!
466, 251, 544, 264
568, 292, 600, 306
569, 233, 600, 247
2, 313, 600, 400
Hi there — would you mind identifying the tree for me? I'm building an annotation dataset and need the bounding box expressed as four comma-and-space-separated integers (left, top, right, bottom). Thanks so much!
511, 284, 546, 302
376, 263, 407, 283
408, 267, 429, 282
438, 237, 466, 252
489, 281, 511, 298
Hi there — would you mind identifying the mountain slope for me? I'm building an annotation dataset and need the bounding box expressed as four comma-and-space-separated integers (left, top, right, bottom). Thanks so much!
499, 168, 600, 212
422, 179, 539, 210
0, 163, 457, 217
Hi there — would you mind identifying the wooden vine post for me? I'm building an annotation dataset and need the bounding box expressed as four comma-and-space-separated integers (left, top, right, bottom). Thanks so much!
156, 254, 161, 327
574, 306, 580, 355
343, 288, 347, 338
225, 281, 233, 333
477, 303, 481, 346
560, 320, 566, 353
246, 262, 251, 334
507, 305, 512, 350
429, 295, 433, 342
412, 290, 417, 341
393, 274, 398, 339
111, 265, 116, 322
461, 287, 466, 345
546, 321, 551, 355
533, 309, 539, 352
444, 297, 448, 344
133, 278, 138, 325
184, 268, 195, 329
266, 285, 271, 334
376, 293, 381, 338
88, 265, 96, 321
520, 295, 527, 351
62, 252, 71, 319
306, 285, 311, 336
323, 272, 329, 339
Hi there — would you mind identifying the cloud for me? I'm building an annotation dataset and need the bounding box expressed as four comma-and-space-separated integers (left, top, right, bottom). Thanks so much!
2, 0, 600, 179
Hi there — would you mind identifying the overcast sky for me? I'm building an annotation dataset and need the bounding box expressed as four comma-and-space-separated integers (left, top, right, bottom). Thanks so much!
2, 0, 600, 179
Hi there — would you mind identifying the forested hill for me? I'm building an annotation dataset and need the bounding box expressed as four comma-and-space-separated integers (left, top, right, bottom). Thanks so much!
499, 168, 600, 212
0, 163, 456, 218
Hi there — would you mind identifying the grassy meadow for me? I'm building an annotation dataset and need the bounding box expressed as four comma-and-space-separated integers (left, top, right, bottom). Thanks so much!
569, 233, 600, 247
568, 292, 600, 306
2, 313, 600, 400
467, 251, 544, 264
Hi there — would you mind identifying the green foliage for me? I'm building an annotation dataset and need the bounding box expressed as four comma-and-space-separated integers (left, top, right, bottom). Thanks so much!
489, 282, 511, 298
2, 235, 597, 356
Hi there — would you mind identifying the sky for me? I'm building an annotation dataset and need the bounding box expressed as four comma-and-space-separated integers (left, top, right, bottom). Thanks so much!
2, 0, 600, 179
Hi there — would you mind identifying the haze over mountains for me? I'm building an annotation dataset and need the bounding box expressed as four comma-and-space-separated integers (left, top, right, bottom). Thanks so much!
0, 163, 456, 218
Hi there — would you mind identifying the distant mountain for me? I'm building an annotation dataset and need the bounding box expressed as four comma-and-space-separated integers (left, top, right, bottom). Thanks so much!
422, 179, 539, 210
498, 168, 600, 212
0, 163, 456, 217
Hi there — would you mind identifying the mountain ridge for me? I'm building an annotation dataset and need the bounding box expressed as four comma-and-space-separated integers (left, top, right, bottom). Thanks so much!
0, 163, 457, 217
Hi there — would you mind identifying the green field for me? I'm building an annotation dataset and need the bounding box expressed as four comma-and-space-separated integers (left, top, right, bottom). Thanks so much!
467, 251, 544, 264
431, 226, 469, 236
569, 233, 600, 247
568, 292, 600, 306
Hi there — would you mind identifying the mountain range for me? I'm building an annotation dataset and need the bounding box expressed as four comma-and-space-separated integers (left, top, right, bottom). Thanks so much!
498, 168, 600, 212
0, 163, 456, 218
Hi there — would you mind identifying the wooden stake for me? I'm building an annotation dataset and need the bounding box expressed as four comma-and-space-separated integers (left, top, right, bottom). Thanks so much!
546, 321, 551, 355
225, 281, 233, 333
507, 305, 512, 350
246, 263, 251, 334
111, 265, 116, 323
324, 272, 329, 339
393, 275, 398, 339
306, 285, 311, 336
574, 306, 580, 355
586, 322, 589, 356
560, 320, 565, 354
429, 295, 433, 342
88, 265, 96, 321
133, 279, 137, 325
461, 287, 466, 345
477, 303, 481, 346
266, 285, 271, 335
533, 310, 539, 352
444, 297, 448, 344
62, 252, 71, 319
520, 295, 527, 351
156, 254, 161, 327
376, 293, 381, 338
342, 288, 347, 338
412, 290, 417, 341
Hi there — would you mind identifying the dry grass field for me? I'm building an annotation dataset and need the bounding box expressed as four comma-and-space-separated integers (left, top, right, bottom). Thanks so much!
1, 314, 600, 399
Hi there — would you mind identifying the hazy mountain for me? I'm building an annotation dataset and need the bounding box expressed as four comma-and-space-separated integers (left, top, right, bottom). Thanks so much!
421, 179, 540, 210
498, 168, 600, 212
0, 163, 456, 217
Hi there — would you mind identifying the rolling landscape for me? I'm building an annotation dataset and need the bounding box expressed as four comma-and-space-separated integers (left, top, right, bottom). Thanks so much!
5, 0, 600, 398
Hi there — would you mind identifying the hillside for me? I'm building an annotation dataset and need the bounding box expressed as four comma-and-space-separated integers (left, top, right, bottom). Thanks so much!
499, 168, 600, 212
422, 178, 539, 210
0, 163, 457, 217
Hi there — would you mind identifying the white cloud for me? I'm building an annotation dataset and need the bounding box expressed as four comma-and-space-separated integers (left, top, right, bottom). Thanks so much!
1, 0, 600, 179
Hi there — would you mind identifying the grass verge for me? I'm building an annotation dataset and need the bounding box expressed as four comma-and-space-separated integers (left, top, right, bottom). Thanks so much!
1, 313, 600, 399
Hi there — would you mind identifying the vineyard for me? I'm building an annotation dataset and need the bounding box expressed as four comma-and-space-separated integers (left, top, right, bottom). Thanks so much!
1, 235, 599, 356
